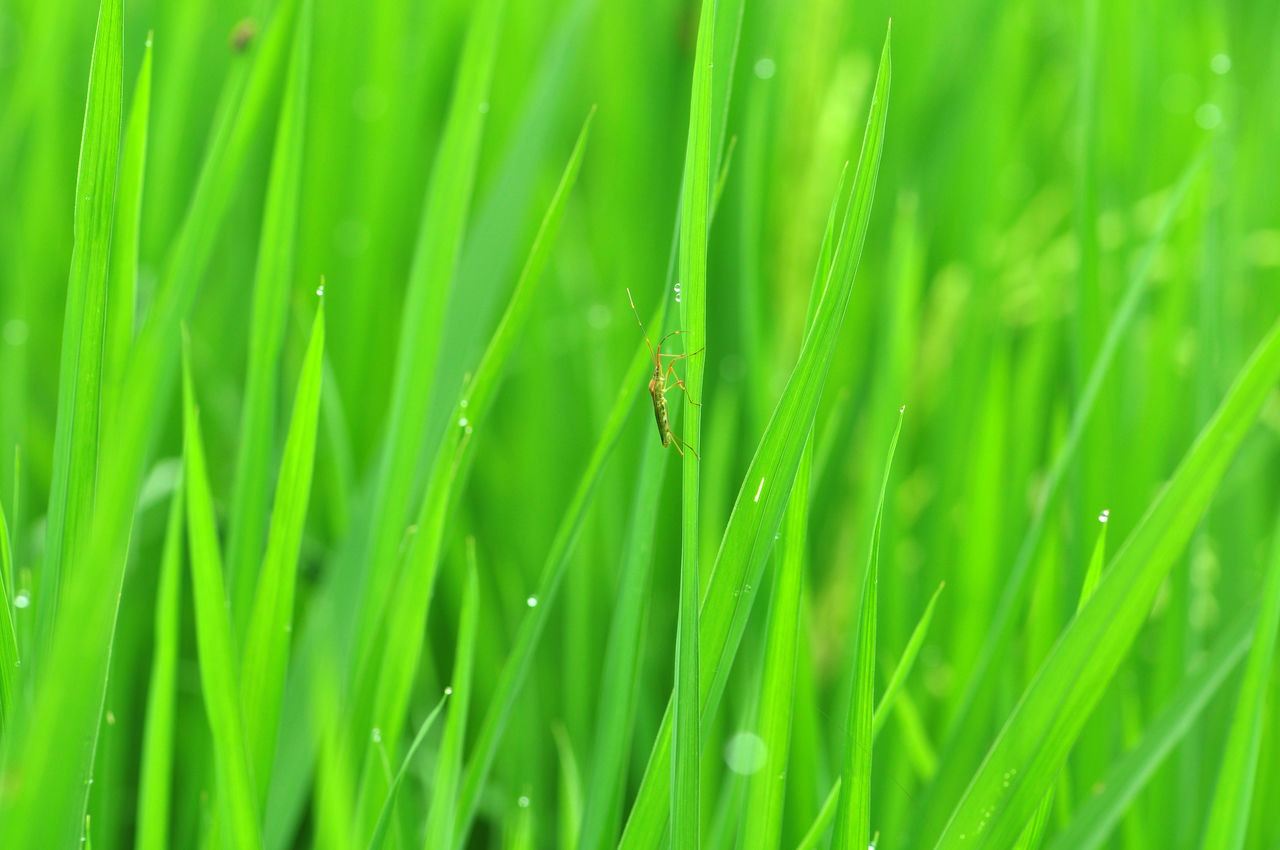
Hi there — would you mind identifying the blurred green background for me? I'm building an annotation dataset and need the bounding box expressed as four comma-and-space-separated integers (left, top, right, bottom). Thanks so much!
2, 0, 1279, 847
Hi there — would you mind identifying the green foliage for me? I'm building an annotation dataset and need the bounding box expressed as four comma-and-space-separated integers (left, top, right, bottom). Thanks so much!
3, 0, 1279, 848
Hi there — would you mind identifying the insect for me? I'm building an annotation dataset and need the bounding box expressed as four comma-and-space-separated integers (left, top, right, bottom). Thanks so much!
626, 288, 704, 458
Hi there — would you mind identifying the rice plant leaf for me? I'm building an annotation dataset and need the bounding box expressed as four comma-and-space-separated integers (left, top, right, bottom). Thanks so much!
1201, 517, 1280, 850
344, 108, 592, 841
182, 344, 263, 850
134, 474, 184, 850
423, 547, 480, 849
365, 691, 450, 850
240, 301, 324, 805
553, 725, 584, 850
38, 0, 122, 653
833, 410, 903, 850
103, 33, 151, 417
1042, 603, 1255, 850
917, 153, 1207, 843
0, 7, 296, 842
618, 23, 892, 848
933, 312, 1280, 849
350, 0, 507, 679
671, 0, 717, 842
227, 0, 314, 637
0, 490, 16, 731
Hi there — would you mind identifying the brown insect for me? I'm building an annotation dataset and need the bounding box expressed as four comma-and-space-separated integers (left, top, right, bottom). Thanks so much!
230, 18, 258, 53
626, 288, 704, 458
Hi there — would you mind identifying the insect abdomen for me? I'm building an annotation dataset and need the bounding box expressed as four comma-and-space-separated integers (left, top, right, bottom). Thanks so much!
651, 388, 672, 448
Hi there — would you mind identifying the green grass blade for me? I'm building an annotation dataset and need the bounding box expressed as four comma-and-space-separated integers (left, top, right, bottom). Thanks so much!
802, 579, 944, 849
344, 109, 592, 842
553, 725, 584, 850
671, 0, 717, 843
933, 312, 1280, 849
134, 476, 184, 850
226, 0, 314, 637
365, 690, 450, 850
1042, 604, 1255, 850
833, 410, 902, 850
917, 152, 1207, 842
619, 23, 891, 849
182, 344, 263, 850
38, 0, 122, 654
103, 33, 151, 417
423, 545, 480, 849
1201, 518, 1280, 850
240, 302, 324, 805
0, 486, 15, 731
351, 0, 507, 677
741, 436, 812, 850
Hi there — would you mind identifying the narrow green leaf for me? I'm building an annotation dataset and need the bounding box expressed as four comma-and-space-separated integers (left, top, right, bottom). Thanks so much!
1201, 517, 1280, 850
38, 0, 123, 652
227, 0, 315, 637
1043, 603, 1255, 850
103, 33, 151, 417
934, 312, 1280, 849
365, 690, 450, 850
182, 344, 262, 850
552, 725, 584, 850
0, 487, 16, 731
240, 301, 324, 805
134, 474, 184, 850
834, 410, 903, 850
619, 22, 892, 848
351, 0, 508, 678
344, 109, 593, 843
424, 547, 480, 849
672, 0, 717, 843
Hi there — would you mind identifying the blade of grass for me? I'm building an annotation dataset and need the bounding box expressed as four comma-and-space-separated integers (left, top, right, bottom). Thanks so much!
240, 301, 324, 805
833, 411, 903, 850
1200, 516, 1280, 850
103, 32, 151, 418
1012, 514, 1110, 850
37, 0, 122, 656
365, 690, 450, 850
933, 311, 1280, 849
553, 725, 584, 850
1042, 602, 1255, 850
345, 109, 593, 842
797, 578, 943, 850
226, 0, 315, 638
423, 543, 480, 849
134, 475, 184, 850
182, 344, 263, 850
349, 0, 507, 680
672, 0, 716, 843
619, 23, 892, 848
0, 486, 15, 732
916, 152, 1207, 844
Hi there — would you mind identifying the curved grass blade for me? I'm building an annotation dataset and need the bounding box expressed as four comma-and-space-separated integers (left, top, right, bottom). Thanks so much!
797, 579, 943, 850
672, 0, 717, 843
0, 490, 15, 731
240, 301, 324, 804
933, 312, 1280, 849
423, 546, 480, 849
619, 23, 892, 849
182, 345, 262, 850
1200, 517, 1280, 850
365, 690, 450, 850
916, 152, 1208, 844
38, 0, 123, 655
833, 411, 903, 850
227, 0, 315, 637
1042, 603, 1254, 850
134, 476, 184, 850
345, 109, 593, 842
103, 33, 151, 417
553, 725, 584, 849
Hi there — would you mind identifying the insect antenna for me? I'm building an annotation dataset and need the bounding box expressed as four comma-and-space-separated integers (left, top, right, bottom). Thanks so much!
625, 288, 659, 367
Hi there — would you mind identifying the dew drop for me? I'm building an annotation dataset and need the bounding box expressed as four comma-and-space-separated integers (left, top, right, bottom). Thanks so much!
526, 596, 538, 608
445, 686, 453, 696
460, 398, 469, 409
1098, 508, 1110, 523
371, 727, 382, 743
13, 590, 30, 609
316, 282, 325, 297
1210, 53, 1231, 74
753, 57, 776, 79
459, 416, 469, 428
517, 795, 530, 808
